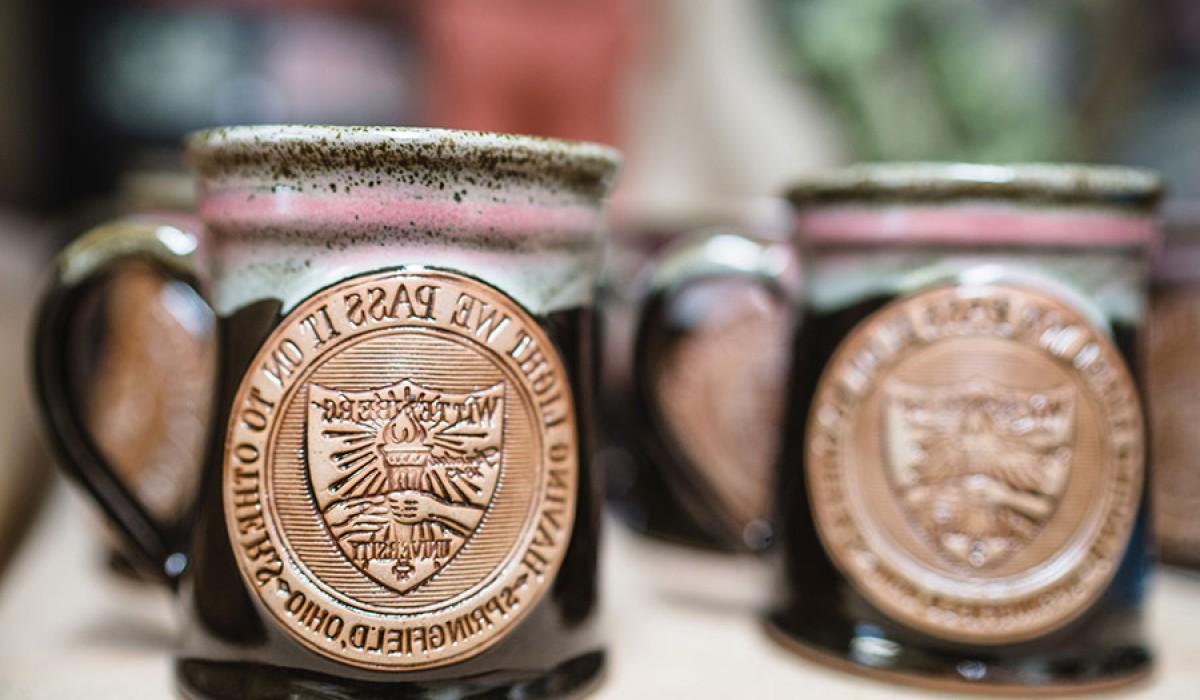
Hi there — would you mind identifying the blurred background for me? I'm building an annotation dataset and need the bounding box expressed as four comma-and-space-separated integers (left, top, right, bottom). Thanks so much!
0, 1, 1198, 696
3, 0, 1198, 223
1, 0, 1199, 604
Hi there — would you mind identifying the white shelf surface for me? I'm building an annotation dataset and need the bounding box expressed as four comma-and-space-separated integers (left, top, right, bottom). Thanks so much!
0, 484, 1196, 699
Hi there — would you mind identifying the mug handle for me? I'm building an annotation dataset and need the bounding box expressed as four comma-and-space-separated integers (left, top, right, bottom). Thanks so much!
32, 216, 209, 586
631, 230, 796, 550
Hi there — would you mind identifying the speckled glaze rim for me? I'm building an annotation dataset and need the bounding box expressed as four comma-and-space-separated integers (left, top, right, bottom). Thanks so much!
184, 125, 622, 197
787, 162, 1163, 209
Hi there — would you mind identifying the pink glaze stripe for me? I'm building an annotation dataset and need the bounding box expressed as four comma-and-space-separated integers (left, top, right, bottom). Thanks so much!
200, 189, 601, 237
795, 206, 1158, 247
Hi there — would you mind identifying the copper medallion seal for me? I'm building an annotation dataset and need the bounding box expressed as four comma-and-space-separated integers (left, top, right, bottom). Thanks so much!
223, 269, 577, 669
806, 283, 1143, 643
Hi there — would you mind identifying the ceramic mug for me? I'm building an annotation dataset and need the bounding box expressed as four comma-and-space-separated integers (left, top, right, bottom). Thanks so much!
33, 125, 620, 699
1148, 201, 1200, 568
769, 163, 1160, 693
619, 222, 795, 552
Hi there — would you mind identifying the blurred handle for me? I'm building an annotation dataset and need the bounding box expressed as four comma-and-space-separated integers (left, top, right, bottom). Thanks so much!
632, 231, 794, 550
32, 216, 208, 586
643, 231, 792, 294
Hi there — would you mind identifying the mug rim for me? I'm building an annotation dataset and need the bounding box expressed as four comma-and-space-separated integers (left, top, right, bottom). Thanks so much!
787, 162, 1163, 209
185, 124, 621, 196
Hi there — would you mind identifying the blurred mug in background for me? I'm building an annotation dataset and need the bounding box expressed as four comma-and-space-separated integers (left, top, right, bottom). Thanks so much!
601, 199, 797, 560
1148, 201, 1200, 569
84, 167, 215, 579
770, 163, 1160, 692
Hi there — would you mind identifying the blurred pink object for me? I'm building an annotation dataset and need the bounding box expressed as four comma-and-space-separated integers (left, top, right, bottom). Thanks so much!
418, 0, 635, 144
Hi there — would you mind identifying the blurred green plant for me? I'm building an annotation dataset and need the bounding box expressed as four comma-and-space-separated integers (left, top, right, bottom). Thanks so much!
769, 0, 1127, 162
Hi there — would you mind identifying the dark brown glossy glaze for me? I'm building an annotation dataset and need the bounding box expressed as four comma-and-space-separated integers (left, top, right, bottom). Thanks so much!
177, 296, 603, 699
769, 292, 1153, 690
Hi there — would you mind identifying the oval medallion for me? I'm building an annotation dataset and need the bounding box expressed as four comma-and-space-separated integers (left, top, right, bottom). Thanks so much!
805, 283, 1143, 643
223, 269, 577, 670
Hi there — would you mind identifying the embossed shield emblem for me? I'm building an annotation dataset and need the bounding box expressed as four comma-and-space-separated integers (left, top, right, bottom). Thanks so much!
307, 379, 505, 594
883, 378, 1076, 569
